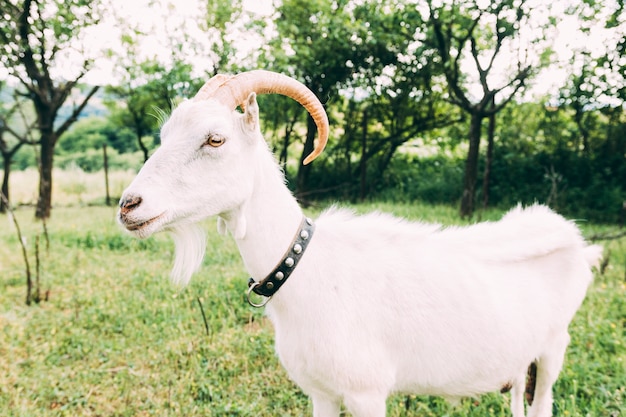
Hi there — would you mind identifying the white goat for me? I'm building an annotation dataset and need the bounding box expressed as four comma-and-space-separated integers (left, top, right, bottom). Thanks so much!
118, 70, 602, 417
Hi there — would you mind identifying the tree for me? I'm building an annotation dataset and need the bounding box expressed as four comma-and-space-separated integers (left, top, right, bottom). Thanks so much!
57, 115, 135, 154
560, 0, 625, 154
559, 54, 604, 156
105, 0, 242, 161
268, 0, 371, 195
203, 0, 245, 75
268, 0, 424, 195
0, 0, 102, 219
0, 84, 37, 212
105, 60, 199, 161
333, 59, 461, 200
262, 0, 462, 200
425, 0, 548, 217
348, 0, 466, 198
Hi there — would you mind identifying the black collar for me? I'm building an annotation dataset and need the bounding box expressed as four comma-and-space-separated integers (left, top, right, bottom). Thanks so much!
246, 217, 315, 307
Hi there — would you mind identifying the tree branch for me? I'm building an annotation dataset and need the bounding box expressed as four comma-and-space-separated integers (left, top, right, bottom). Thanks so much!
55, 85, 100, 138
17, 0, 46, 95
489, 65, 531, 114
428, 2, 476, 111
0, 191, 34, 305
588, 230, 626, 242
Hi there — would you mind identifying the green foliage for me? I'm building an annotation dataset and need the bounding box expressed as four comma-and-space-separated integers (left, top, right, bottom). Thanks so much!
484, 148, 621, 220
0, 205, 624, 416
377, 154, 465, 205
298, 151, 465, 205
266, 0, 461, 194
203, 0, 244, 72
57, 116, 137, 154
485, 100, 626, 222
0, 0, 103, 71
363, 104, 624, 222
10, 145, 38, 170
53, 116, 144, 172
301, 94, 624, 223
104, 57, 204, 161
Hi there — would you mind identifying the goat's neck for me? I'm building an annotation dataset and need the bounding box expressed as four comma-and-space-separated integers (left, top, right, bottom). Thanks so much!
223, 155, 303, 281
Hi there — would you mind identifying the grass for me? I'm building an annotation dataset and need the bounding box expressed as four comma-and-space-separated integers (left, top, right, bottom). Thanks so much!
0, 170, 625, 416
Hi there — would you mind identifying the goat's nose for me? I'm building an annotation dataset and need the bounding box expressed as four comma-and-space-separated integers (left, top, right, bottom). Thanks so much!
119, 194, 142, 214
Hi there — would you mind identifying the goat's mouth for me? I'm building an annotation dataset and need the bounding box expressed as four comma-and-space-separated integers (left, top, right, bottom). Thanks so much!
121, 213, 166, 235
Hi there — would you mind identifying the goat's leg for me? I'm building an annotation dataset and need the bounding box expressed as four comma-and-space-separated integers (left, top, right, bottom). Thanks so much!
312, 394, 341, 417
510, 375, 527, 417
343, 391, 387, 417
527, 333, 570, 417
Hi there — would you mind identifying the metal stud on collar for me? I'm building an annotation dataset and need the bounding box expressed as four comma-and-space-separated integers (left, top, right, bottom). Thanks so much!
246, 216, 315, 307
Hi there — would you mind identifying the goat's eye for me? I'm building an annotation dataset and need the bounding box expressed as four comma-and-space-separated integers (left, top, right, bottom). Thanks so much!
204, 134, 226, 148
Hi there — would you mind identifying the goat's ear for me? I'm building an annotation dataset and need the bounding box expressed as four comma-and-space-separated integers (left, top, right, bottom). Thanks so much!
243, 92, 259, 131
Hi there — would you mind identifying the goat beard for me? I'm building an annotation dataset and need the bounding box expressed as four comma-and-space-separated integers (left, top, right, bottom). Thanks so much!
169, 223, 207, 286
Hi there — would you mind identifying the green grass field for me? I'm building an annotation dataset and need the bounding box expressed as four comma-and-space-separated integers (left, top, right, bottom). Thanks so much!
0, 173, 625, 416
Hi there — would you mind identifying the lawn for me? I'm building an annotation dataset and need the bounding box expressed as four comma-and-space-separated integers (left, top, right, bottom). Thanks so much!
0, 197, 624, 416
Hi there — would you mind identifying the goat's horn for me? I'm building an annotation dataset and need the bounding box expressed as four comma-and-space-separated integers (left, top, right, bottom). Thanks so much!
193, 74, 234, 101
208, 70, 329, 165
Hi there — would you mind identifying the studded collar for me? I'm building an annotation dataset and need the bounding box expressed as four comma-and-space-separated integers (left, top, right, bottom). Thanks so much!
246, 217, 315, 307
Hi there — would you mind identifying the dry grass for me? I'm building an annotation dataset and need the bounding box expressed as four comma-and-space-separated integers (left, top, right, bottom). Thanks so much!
4, 168, 136, 207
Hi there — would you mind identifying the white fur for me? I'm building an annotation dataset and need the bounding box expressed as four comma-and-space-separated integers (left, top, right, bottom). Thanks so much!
118, 92, 602, 417
170, 223, 207, 287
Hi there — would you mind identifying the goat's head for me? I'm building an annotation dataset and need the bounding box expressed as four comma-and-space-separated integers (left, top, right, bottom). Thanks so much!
117, 70, 328, 284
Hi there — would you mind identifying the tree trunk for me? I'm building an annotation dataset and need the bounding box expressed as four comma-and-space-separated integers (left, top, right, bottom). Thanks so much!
482, 109, 496, 209
460, 113, 483, 218
138, 135, 150, 162
279, 112, 298, 172
279, 126, 291, 172
296, 114, 316, 197
1, 155, 10, 213
359, 109, 368, 201
574, 106, 590, 156
35, 134, 55, 219
1, 142, 27, 213
103, 144, 111, 206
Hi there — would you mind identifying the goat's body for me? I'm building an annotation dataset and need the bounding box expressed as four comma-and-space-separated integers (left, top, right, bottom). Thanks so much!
117, 79, 601, 417
261, 207, 597, 416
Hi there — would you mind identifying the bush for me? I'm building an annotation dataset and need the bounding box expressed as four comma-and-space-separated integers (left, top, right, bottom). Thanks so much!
485, 148, 625, 222
375, 154, 464, 205
303, 148, 624, 223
